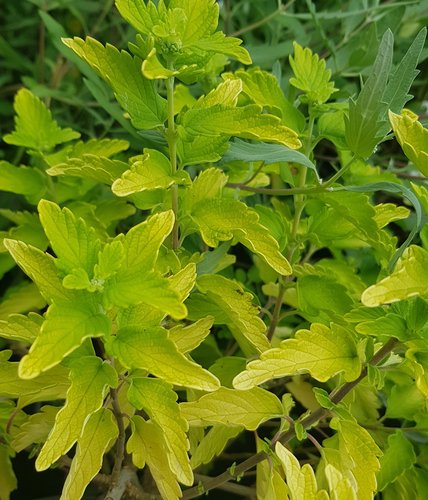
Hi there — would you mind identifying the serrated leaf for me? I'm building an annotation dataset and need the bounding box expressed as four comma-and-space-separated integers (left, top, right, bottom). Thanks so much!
362, 245, 428, 307
373, 203, 410, 228
355, 314, 408, 341
63, 37, 167, 129
196, 79, 243, 108
289, 42, 337, 104
336, 420, 382, 500
36, 356, 117, 471
192, 31, 251, 64
69, 138, 129, 158
377, 431, 416, 491
61, 408, 118, 500
19, 295, 110, 379
177, 134, 229, 166
47, 155, 128, 184
180, 387, 282, 430
127, 416, 181, 500
194, 274, 270, 356
275, 442, 319, 499
191, 198, 292, 275
115, 0, 162, 35
112, 149, 190, 196
108, 326, 220, 391
389, 109, 428, 176
190, 424, 242, 468
182, 103, 301, 148
233, 323, 360, 390
324, 464, 357, 500
38, 200, 100, 275
94, 239, 124, 281
0, 444, 17, 500
169, 316, 213, 354
3, 88, 79, 150
182, 168, 227, 213
128, 377, 192, 485
0, 312, 42, 343
4, 240, 69, 303
0, 161, 46, 201
256, 437, 289, 500
221, 139, 318, 179
12, 406, 59, 453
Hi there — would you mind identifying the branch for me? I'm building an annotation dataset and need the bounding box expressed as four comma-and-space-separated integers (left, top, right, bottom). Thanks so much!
181, 337, 398, 499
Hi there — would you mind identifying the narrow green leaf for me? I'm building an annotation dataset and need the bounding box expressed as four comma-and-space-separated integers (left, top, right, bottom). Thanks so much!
3, 88, 79, 150
108, 326, 220, 391
36, 357, 117, 471
61, 408, 118, 500
233, 323, 360, 390
128, 377, 192, 485
180, 387, 283, 430
63, 37, 167, 129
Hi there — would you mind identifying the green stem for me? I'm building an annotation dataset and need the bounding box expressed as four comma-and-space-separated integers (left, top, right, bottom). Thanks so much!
166, 72, 179, 250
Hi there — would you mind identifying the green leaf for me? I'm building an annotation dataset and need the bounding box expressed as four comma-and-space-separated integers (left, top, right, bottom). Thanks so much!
180, 387, 283, 430
389, 109, 428, 176
94, 239, 125, 281
3, 88, 80, 150
355, 314, 408, 341
181, 168, 227, 213
275, 442, 320, 499
12, 406, 58, 453
362, 246, 428, 307
209, 357, 247, 388
256, 437, 289, 500
127, 416, 181, 500
221, 139, 319, 180
233, 323, 360, 390
0, 444, 17, 500
373, 203, 410, 229
229, 68, 305, 131
47, 155, 128, 185
36, 356, 117, 471
4, 239, 69, 303
69, 138, 129, 158
191, 198, 292, 275
324, 464, 356, 500
107, 326, 220, 391
377, 431, 416, 491
38, 200, 100, 275
19, 295, 110, 379
193, 274, 270, 356
61, 408, 118, 500
345, 30, 393, 158
289, 42, 337, 104
190, 424, 242, 468
115, 0, 162, 35
169, 316, 214, 354
128, 377, 192, 485
0, 161, 46, 202
63, 37, 167, 129
0, 312, 42, 343
112, 149, 190, 197
182, 103, 301, 149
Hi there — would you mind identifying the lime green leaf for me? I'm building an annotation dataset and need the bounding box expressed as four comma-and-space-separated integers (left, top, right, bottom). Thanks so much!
69, 138, 129, 158
3, 240, 68, 303
275, 441, 319, 499
192, 198, 292, 275
256, 437, 289, 500
36, 356, 117, 471
230, 68, 305, 131
324, 464, 357, 500
190, 424, 242, 468
94, 239, 124, 281
194, 274, 270, 356
3, 88, 79, 150
19, 295, 110, 379
63, 37, 167, 129
0, 444, 17, 500
108, 326, 220, 391
112, 149, 190, 197
127, 416, 181, 500
115, 0, 162, 35
0, 161, 46, 201
168, 263, 196, 302
169, 0, 218, 44
377, 431, 416, 491
233, 323, 360, 390
169, 316, 213, 354
180, 387, 283, 430
182, 168, 227, 213
209, 357, 247, 388
38, 200, 100, 275
196, 79, 242, 108
192, 31, 251, 64
177, 134, 229, 166
362, 246, 428, 307
289, 42, 337, 104
335, 419, 382, 500
61, 408, 118, 500
389, 109, 428, 176
128, 377, 192, 485
47, 155, 128, 185
373, 203, 410, 228
182, 103, 301, 148
12, 406, 58, 452
355, 314, 408, 341
0, 312, 42, 343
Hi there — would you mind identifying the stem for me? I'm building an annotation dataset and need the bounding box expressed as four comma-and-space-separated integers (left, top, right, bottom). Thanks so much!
181, 337, 398, 499
166, 72, 179, 250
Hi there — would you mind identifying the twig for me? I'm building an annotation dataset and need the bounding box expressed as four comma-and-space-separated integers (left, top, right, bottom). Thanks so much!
194, 473, 256, 498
